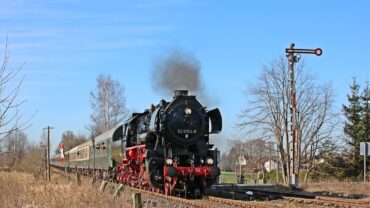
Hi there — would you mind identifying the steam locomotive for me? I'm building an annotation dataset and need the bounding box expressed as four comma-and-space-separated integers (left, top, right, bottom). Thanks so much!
51, 90, 222, 196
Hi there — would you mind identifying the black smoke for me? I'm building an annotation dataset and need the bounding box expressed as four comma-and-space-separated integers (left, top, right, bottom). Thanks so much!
152, 49, 203, 96
151, 49, 218, 106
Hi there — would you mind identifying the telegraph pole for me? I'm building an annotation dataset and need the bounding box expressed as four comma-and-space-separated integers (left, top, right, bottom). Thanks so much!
43, 126, 54, 182
240, 143, 242, 183
269, 143, 272, 173
91, 132, 96, 176
285, 43, 322, 189
276, 142, 279, 183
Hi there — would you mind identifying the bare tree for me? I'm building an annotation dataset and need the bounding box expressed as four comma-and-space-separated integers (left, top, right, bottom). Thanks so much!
20, 142, 44, 175
220, 139, 243, 171
55, 130, 87, 153
243, 138, 270, 171
4, 131, 28, 170
220, 138, 270, 172
0, 40, 33, 164
238, 56, 338, 184
89, 74, 128, 136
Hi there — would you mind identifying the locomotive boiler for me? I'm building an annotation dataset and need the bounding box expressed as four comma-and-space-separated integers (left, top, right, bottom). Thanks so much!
115, 90, 222, 196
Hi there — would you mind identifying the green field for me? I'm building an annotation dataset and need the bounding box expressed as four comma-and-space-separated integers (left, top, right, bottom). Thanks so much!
220, 171, 282, 184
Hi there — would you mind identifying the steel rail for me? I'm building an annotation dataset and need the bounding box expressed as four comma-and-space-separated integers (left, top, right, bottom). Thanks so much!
284, 196, 370, 208
206, 196, 277, 208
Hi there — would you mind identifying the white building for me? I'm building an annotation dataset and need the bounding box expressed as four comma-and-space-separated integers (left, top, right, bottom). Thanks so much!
263, 160, 279, 172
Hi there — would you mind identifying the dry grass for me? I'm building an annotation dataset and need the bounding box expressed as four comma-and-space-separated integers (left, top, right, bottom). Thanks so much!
0, 171, 133, 208
5, 170, 370, 208
301, 182, 370, 200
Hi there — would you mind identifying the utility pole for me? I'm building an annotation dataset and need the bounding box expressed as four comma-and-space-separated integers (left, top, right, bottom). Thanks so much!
285, 43, 322, 189
269, 143, 272, 173
43, 126, 54, 182
91, 132, 96, 176
276, 142, 279, 184
240, 143, 242, 183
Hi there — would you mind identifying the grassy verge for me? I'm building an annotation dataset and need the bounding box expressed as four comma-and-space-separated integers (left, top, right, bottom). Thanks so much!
220, 171, 282, 184
0, 171, 130, 208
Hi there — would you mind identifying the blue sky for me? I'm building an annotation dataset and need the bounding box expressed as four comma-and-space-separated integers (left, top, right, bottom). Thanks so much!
1, 0, 370, 152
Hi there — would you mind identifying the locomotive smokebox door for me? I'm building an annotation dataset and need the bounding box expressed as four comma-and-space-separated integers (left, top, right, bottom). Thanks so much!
207, 108, 222, 133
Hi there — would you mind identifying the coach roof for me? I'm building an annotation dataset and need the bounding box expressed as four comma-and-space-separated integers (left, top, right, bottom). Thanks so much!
94, 124, 123, 144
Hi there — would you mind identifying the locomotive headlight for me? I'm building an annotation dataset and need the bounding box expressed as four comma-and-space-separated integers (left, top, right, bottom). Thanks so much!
206, 158, 214, 166
165, 158, 173, 166
184, 108, 192, 115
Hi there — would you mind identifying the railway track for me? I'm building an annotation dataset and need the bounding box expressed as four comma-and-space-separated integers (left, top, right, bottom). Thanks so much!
213, 184, 370, 208
52, 167, 370, 208
205, 196, 276, 208
51, 166, 276, 208
209, 184, 370, 208
316, 196, 370, 206
126, 186, 277, 208
284, 196, 370, 208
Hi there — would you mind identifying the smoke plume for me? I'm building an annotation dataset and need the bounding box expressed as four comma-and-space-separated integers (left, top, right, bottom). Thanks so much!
152, 49, 204, 96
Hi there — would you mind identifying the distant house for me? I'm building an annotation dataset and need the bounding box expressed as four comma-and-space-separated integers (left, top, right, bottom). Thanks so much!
240, 156, 272, 173
263, 160, 280, 172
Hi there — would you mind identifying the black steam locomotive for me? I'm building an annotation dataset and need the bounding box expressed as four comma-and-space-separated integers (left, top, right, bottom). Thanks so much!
116, 90, 222, 196
51, 90, 222, 197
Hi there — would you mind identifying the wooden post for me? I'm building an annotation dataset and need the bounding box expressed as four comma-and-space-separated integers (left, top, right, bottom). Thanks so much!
43, 126, 53, 182
47, 127, 51, 182
100, 180, 108, 192
77, 171, 81, 186
365, 154, 367, 183
114, 184, 124, 199
91, 175, 97, 186
132, 192, 141, 208
64, 162, 67, 181
92, 134, 96, 177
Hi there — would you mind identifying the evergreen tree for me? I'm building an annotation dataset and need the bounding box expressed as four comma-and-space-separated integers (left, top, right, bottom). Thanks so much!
342, 78, 363, 177
361, 81, 370, 142
361, 81, 370, 176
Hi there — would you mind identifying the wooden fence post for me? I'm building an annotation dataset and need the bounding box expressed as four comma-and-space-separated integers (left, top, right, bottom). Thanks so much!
77, 171, 81, 186
100, 180, 108, 192
113, 184, 124, 199
91, 175, 96, 186
132, 192, 141, 208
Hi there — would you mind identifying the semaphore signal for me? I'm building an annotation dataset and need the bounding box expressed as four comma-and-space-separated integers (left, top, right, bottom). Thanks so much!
285, 43, 323, 189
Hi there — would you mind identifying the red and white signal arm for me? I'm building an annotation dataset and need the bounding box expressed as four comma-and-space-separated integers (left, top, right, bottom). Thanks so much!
59, 144, 65, 161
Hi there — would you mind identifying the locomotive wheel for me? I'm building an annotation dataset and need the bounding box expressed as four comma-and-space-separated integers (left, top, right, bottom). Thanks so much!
146, 158, 164, 185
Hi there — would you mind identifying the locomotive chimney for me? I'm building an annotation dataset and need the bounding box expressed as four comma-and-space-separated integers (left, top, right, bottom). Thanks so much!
174, 90, 188, 98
